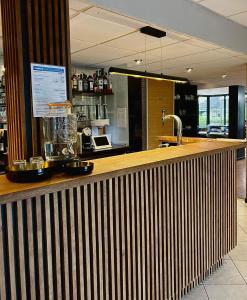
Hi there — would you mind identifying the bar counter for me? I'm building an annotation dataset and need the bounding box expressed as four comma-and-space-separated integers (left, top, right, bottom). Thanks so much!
0, 139, 245, 299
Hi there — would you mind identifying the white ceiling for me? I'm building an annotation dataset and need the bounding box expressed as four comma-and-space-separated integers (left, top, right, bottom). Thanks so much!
190, 0, 247, 27
70, 1, 247, 88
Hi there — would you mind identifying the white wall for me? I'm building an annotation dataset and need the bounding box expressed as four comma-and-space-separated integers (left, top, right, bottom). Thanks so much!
199, 87, 229, 96
106, 74, 129, 145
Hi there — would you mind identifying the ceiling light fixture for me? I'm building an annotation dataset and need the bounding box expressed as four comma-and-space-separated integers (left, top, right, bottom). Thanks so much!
108, 67, 189, 84
222, 74, 227, 78
186, 68, 193, 73
134, 59, 143, 65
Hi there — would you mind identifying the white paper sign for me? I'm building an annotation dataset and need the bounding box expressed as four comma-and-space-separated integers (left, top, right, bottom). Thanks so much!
31, 63, 67, 117
117, 107, 128, 128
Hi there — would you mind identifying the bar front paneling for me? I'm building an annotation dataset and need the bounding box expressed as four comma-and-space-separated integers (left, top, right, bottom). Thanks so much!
0, 149, 237, 299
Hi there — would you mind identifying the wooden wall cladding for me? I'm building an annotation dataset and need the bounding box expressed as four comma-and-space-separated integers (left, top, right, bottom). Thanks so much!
147, 79, 174, 149
0, 149, 236, 299
1, 0, 71, 162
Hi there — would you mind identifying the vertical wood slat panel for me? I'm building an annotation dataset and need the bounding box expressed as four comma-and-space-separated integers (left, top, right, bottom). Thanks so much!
69, 188, 78, 299
76, 186, 85, 300
130, 173, 137, 300
0, 150, 238, 300
136, 172, 142, 300
140, 171, 146, 300
26, 199, 36, 300
126, 175, 132, 300
53, 193, 62, 299
0, 206, 6, 300
61, 190, 70, 300
44, 194, 54, 300
17, 201, 27, 300
109, 178, 116, 300
145, 169, 151, 300
103, 180, 110, 300
36, 197, 45, 300
90, 184, 98, 300
1, 0, 71, 161
83, 186, 92, 300
115, 177, 121, 300
96, 182, 104, 300
120, 176, 127, 300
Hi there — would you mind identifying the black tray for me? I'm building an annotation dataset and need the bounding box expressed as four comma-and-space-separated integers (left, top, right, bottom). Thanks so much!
6, 165, 52, 183
65, 161, 94, 175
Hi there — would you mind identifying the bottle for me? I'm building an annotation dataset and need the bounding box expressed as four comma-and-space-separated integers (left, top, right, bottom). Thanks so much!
72, 74, 78, 91
93, 72, 98, 93
103, 72, 108, 92
98, 70, 103, 93
1, 72, 5, 88
83, 74, 88, 92
88, 75, 94, 92
77, 74, 83, 92
108, 73, 113, 94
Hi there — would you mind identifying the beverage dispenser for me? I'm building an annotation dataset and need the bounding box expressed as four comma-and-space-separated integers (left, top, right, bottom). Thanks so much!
43, 102, 77, 162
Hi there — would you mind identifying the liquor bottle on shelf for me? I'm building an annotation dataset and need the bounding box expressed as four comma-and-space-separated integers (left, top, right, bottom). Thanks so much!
108, 73, 113, 94
83, 74, 88, 92
93, 72, 98, 93
72, 74, 78, 91
88, 75, 94, 92
103, 72, 108, 92
77, 74, 83, 92
1, 72, 5, 88
98, 70, 103, 93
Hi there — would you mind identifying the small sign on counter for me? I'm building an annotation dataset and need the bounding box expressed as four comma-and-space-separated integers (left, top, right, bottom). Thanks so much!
31, 63, 67, 117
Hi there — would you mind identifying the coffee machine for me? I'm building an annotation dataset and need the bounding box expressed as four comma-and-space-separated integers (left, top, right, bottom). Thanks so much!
77, 126, 93, 153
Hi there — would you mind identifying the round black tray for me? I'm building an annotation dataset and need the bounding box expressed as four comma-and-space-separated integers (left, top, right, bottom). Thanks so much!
65, 161, 94, 176
6, 166, 52, 183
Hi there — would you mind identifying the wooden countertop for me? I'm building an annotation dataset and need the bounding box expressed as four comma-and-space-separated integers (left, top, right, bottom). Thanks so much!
0, 138, 246, 202
157, 135, 210, 144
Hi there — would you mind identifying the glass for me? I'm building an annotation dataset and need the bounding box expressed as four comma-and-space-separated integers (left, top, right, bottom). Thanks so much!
12, 159, 27, 170
30, 156, 44, 169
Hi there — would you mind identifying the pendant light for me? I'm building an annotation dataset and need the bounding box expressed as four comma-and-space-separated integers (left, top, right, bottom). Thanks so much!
109, 26, 189, 84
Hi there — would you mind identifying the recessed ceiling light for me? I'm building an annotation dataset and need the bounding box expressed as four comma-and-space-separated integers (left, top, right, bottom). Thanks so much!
186, 68, 193, 73
222, 74, 227, 78
134, 59, 143, 65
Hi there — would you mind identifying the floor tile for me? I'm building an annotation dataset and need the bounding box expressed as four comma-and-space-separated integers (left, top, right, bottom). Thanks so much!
229, 242, 247, 261
238, 226, 247, 242
234, 260, 247, 282
237, 215, 247, 227
204, 285, 247, 300
203, 259, 245, 285
238, 204, 247, 216
181, 285, 208, 300
224, 254, 231, 260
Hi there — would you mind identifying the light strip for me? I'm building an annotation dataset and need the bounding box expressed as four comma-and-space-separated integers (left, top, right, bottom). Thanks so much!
108, 67, 189, 84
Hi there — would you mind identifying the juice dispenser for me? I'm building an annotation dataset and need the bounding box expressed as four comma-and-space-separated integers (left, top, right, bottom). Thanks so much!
43, 102, 77, 162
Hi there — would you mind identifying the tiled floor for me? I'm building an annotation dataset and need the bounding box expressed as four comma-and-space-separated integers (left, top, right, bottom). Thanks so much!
182, 198, 247, 300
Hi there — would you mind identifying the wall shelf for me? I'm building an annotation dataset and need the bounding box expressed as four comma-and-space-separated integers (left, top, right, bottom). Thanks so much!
72, 91, 114, 97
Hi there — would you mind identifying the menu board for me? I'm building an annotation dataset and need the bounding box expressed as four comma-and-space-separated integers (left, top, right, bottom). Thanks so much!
31, 63, 67, 117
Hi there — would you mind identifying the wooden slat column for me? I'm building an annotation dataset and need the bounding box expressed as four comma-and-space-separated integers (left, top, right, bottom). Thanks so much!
1, 0, 71, 162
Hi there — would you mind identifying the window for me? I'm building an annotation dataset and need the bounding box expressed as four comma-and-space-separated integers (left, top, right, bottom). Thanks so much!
198, 96, 207, 129
210, 96, 225, 126
198, 94, 229, 136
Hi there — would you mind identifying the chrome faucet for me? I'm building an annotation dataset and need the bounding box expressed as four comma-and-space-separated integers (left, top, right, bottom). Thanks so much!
162, 109, 183, 145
